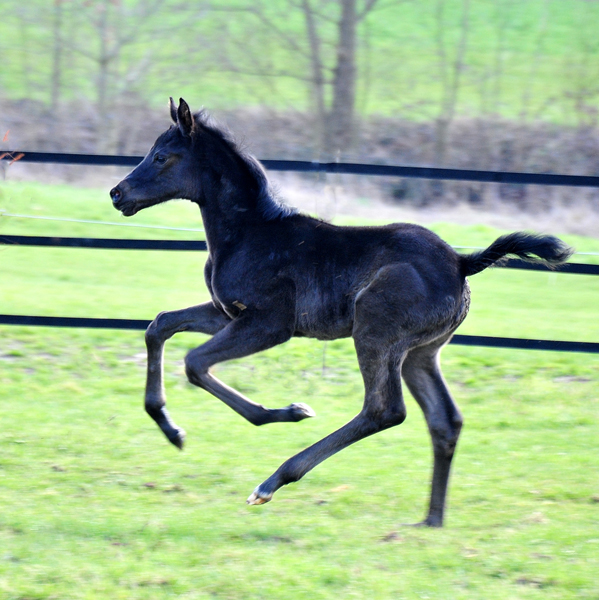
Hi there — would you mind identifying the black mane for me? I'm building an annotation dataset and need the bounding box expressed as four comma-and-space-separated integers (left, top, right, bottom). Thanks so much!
193, 111, 296, 221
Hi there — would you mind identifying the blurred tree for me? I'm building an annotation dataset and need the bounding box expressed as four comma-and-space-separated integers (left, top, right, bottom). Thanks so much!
64, 0, 171, 152
4, 0, 202, 152
564, 2, 599, 131
211, 0, 388, 157
421, 0, 470, 204
51, 0, 65, 118
432, 0, 470, 169
50, 0, 67, 145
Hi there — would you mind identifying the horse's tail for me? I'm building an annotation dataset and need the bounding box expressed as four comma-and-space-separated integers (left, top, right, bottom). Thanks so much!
460, 232, 574, 278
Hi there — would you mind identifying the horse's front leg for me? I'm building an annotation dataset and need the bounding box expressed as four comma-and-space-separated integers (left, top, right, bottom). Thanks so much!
183, 310, 316, 427
145, 302, 230, 448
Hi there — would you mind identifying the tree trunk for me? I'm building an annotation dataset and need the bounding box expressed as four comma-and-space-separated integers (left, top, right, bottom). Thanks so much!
326, 0, 357, 155
433, 0, 470, 168
48, 0, 64, 150
51, 0, 63, 116
97, 1, 109, 152
301, 0, 327, 153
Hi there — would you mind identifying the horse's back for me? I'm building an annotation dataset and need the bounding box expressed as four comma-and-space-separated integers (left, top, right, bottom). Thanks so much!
284, 217, 466, 341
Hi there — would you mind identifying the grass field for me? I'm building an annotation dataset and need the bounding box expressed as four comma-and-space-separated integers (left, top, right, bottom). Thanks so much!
1, 181, 599, 599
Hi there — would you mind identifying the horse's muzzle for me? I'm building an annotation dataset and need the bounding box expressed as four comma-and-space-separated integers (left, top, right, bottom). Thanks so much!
110, 185, 138, 215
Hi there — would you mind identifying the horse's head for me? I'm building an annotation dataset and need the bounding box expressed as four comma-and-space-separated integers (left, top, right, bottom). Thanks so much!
110, 98, 200, 216
111, 97, 289, 222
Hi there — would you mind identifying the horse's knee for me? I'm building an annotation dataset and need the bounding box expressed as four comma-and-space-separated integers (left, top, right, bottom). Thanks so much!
145, 311, 169, 347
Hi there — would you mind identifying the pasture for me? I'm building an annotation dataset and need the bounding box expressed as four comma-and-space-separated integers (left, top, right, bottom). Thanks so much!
1, 181, 599, 598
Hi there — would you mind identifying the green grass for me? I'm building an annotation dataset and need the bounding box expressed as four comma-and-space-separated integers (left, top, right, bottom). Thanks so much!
1, 181, 598, 599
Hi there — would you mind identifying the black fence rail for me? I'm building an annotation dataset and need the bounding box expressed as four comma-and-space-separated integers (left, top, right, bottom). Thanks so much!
1, 234, 599, 275
2, 151, 598, 353
0, 314, 597, 354
0, 235, 209, 252
4, 149, 599, 187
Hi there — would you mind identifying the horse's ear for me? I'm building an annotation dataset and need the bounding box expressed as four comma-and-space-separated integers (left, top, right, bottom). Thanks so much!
169, 97, 178, 124
177, 98, 195, 137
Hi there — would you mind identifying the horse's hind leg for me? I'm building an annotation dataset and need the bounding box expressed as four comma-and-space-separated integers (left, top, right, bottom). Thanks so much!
247, 339, 407, 505
144, 302, 230, 448
247, 262, 434, 506
401, 338, 463, 527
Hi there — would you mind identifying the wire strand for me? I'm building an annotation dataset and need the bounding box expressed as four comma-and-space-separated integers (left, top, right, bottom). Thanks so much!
0, 211, 204, 233
1, 212, 598, 256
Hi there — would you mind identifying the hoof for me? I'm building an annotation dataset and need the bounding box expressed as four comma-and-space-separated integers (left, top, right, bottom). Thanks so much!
167, 428, 186, 450
287, 402, 316, 421
246, 486, 273, 505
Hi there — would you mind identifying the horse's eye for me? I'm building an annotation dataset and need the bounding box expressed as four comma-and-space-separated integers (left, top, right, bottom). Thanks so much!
154, 154, 167, 164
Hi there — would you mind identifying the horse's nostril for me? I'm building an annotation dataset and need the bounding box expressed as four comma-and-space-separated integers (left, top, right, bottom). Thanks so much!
110, 187, 122, 203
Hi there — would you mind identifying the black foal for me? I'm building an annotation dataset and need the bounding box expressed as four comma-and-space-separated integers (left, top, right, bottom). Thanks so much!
110, 98, 572, 526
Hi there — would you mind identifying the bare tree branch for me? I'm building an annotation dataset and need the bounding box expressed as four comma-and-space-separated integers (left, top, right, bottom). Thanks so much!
288, 0, 337, 23
356, 0, 379, 22
210, 2, 311, 59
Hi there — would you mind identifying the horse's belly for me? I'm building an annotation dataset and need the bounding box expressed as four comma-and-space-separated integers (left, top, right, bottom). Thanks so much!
293, 294, 354, 340
294, 321, 353, 341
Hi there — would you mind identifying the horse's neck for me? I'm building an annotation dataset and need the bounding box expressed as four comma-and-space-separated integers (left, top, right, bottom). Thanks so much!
199, 185, 261, 250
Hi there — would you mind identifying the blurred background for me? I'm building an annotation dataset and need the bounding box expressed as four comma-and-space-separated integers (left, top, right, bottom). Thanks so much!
1, 0, 599, 233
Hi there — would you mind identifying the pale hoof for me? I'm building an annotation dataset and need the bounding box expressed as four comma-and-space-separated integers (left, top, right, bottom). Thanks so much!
246, 486, 272, 505
288, 402, 316, 421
